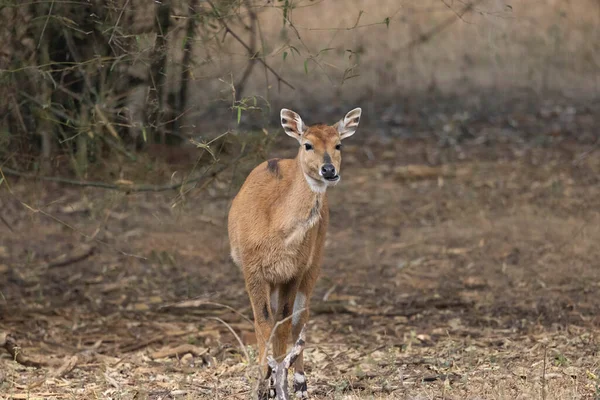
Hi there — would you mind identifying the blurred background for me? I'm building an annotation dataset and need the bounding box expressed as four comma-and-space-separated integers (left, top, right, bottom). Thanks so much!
1, 1, 599, 399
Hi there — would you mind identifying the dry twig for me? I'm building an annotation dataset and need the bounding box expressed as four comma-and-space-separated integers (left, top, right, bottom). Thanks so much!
266, 325, 306, 400
403, 0, 485, 49
208, 316, 250, 363
0, 332, 47, 368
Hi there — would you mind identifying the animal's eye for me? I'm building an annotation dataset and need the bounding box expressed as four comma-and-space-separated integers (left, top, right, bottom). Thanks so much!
304, 143, 313, 151
335, 143, 342, 151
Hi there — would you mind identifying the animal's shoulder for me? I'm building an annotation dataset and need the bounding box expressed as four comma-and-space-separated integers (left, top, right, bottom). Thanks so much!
248, 157, 295, 182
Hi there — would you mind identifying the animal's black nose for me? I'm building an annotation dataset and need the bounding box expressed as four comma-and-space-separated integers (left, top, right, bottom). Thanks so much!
321, 163, 336, 179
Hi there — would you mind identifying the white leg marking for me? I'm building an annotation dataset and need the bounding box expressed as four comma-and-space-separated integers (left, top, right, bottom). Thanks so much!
270, 288, 279, 315
292, 292, 306, 326
294, 372, 306, 383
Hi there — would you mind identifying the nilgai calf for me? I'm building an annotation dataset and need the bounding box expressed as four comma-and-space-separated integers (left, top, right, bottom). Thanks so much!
228, 107, 362, 398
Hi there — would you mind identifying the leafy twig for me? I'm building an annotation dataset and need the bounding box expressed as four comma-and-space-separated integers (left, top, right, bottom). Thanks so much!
206, 0, 295, 91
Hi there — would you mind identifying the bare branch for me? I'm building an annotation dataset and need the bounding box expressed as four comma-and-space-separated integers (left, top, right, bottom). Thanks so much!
403, 0, 485, 49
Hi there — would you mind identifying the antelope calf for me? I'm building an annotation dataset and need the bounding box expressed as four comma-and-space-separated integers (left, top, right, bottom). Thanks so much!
228, 107, 362, 398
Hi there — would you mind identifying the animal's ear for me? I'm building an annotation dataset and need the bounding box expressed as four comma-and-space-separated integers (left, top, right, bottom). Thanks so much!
335, 107, 362, 140
280, 108, 306, 142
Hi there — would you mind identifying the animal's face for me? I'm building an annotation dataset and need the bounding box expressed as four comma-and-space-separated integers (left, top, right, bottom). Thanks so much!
300, 125, 342, 184
280, 108, 362, 190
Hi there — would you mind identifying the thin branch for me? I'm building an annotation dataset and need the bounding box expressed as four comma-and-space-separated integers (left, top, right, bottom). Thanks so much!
62, 28, 99, 100
572, 136, 600, 166
402, 0, 484, 49
178, 0, 199, 126
207, 317, 250, 363
37, 0, 55, 50
441, 0, 475, 24
109, 0, 130, 44
94, 104, 120, 139
158, 298, 254, 325
16, 201, 146, 260
206, 0, 295, 91
234, 0, 259, 100
0, 214, 14, 233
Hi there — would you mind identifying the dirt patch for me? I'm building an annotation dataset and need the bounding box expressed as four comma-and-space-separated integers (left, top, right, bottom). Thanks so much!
1, 133, 600, 399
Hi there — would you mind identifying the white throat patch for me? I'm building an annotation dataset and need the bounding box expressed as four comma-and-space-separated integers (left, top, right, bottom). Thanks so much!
304, 173, 327, 193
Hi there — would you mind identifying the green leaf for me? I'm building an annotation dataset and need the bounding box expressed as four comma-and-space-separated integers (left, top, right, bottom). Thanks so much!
237, 107, 242, 124
304, 59, 308, 74
283, 51, 288, 61
384, 17, 390, 28
141, 126, 147, 142
283, 0, 289, 26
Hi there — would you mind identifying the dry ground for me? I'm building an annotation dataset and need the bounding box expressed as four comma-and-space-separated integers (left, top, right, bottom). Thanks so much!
1, 117, 600, 399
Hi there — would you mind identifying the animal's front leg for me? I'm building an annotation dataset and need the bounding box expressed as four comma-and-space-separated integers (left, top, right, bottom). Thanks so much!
291, 298, 309, 400
291, 266, 319, 399
273, 278, 299, 363
245, 277, 276, 398
257, 368, 276, 400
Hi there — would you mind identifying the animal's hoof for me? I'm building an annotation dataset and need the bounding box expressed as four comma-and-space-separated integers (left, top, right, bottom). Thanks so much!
294, 372, 308, 399
258, 387, 276, 400
257, 377, 276, 400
